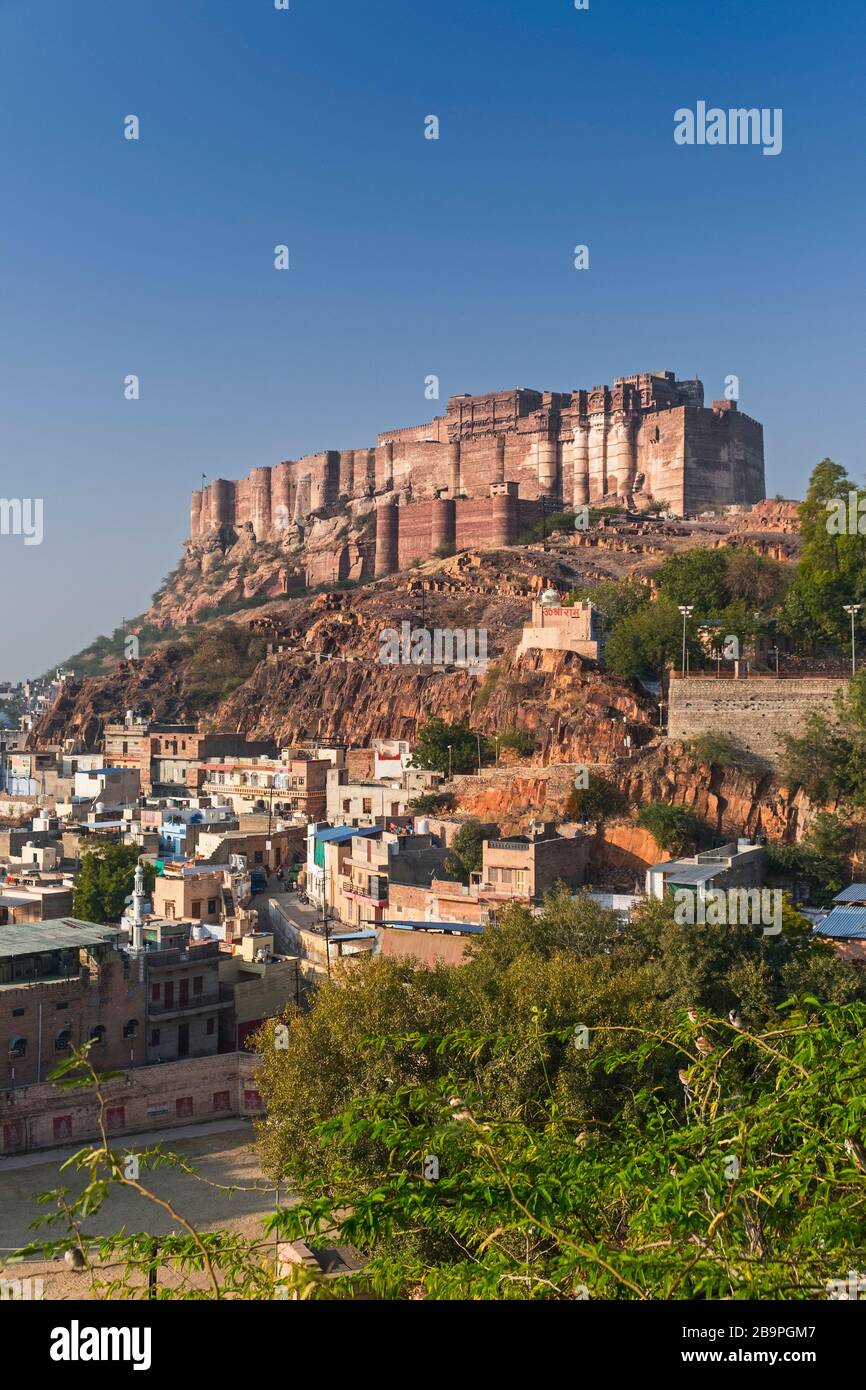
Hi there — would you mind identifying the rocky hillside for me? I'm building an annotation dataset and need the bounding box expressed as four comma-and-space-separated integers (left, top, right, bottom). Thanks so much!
30, 500, 818, 847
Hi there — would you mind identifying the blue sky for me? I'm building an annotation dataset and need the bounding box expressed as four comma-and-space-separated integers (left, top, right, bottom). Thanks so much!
1, 0, 864, 679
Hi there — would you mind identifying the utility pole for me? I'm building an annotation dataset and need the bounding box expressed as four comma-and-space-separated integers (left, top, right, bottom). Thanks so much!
844, 604, 861, 675
678, 605, 694, 677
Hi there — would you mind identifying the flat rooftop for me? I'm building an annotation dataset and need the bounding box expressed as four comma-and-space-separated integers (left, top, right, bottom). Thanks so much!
0, 918, 120, 958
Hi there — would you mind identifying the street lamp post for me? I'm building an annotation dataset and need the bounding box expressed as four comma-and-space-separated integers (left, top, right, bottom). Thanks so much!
844, 604, 862, 675
678, 605, 694, 677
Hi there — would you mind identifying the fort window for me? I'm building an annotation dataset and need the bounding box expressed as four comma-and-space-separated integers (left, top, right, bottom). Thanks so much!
207, 898, 217, 913
89, 1025, 106, 1046
213, 1091, 231, 1112
54, 1028, 71, 1052
123, 1018, 138, 1039
9, 1036, 26, 1058
12, 1007, 24, 1018
176, 1097, 194, 1118
150, 1029, 160, 1046
106, 1105, 125, 1132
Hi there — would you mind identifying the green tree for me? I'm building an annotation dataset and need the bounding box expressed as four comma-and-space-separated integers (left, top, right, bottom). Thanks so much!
566, 579, 650, 636
656, 548, 731, 616
603, 598, 699, 679
636, 801, 699, 855
564, 773, 624, 822
783, 459, 866, 648
72, 844, 154, 924
444, 820, 486, 882
265, 999, 866, 1299
409, 719, 488, 776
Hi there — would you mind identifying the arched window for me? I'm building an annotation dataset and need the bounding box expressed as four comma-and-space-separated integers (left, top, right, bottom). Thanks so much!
55, 1028, 71, 1053
9, 1036, 26, 1059
90, 1025, 106, 1046
123, 1018, 139, 1039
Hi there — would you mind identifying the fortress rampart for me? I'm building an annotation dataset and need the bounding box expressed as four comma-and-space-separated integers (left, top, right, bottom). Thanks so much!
668, 674, 845, 763
189, 371, 765, 577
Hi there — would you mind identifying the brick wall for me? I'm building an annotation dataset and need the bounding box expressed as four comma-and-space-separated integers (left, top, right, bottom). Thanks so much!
0, 1052, 262, 1154
667, 675, 846, 761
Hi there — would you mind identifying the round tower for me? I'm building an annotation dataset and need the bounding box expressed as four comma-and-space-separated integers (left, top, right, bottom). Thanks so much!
190, 491, 202, 540
536, 435, 559, 497
375, 498, 399, 577
430, 497, 456, 555
250, 466, 272, 539
339, 450, 354, 498
211, 479, 235, 527
491, 491, 517, 546
448, 442, 461, 496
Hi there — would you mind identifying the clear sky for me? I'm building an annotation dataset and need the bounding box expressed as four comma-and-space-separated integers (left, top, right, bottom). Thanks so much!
1, 0, 863, 680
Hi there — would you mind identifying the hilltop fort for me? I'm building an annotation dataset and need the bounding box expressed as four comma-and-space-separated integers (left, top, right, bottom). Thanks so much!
188, 370, 765, 583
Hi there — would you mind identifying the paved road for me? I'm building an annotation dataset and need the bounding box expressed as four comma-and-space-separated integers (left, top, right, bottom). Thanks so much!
0, 1119, 278, 1255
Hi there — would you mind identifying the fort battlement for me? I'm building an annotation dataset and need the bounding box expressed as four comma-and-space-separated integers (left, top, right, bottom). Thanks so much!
189, 371, 765, 577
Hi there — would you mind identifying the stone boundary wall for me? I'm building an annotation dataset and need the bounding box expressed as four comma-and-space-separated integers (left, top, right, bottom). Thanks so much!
0, 1052, 262, 1155
667, 675, 847, 762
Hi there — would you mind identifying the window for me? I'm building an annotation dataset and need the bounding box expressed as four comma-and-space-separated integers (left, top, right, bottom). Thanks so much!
150, 1029, 160, 1046
206, 1018, 215, 1035
254, 851, 263, 864
53, 1115, 73, 1141
54, 1028, 71, 1053
151, 983, 161, 1001
342, 800, 350, 813
244, 1089, 263, 1110
207, 899, 217, 914
165, 902, 175, 918
9, 1037, 26, 1059
123, 1018, 139, 1039
55, 1001, 68, 1011
193, 976, 203, 996
213, 1091, 231, 1112
362, 798, 372, 815
11, 1007, 24, 1018
89, 1025, 106, 1046
176, 1096, 194, 1119
191, 900, 202, 917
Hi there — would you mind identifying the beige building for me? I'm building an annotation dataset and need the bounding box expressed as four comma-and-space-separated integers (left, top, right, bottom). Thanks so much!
517, 591, 600, 659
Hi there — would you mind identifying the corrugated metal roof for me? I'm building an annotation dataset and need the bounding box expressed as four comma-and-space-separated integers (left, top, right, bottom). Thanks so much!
812, 907, 866, 939
0, 918, 120, 957
381, 920, 485, 935
832, 884, 866, 903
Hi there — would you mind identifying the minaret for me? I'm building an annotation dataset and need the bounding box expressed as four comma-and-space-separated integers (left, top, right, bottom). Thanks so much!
131, 861, 146, 953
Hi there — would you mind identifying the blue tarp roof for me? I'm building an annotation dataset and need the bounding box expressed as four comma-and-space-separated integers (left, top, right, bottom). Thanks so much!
832, 885, 866, 903
813, 907, 866, 939
315, 826, 380, 844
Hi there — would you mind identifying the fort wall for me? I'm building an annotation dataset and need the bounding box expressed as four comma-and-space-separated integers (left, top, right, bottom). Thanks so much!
667, 674, 844, 762
188, 372, 766, 563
